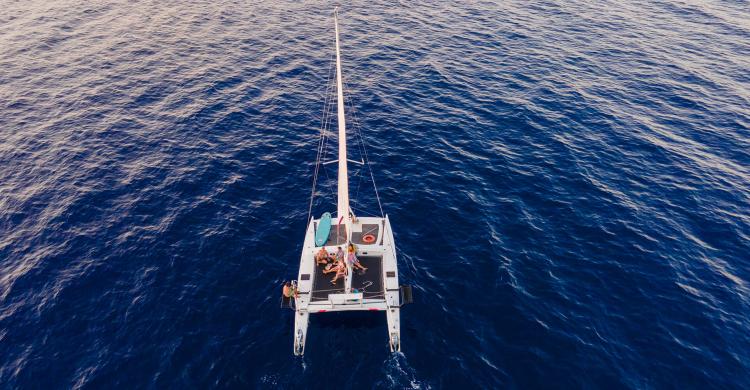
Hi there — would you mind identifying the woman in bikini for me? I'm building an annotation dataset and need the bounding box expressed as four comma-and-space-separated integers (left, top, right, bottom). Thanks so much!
347, 244, 367, 272
328, 259, 347, 284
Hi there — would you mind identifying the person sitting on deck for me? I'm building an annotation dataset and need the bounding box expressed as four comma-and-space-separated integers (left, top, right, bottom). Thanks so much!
324, 259, 347, 284
282, 281, 298, 299
315, 247, 333, 265
347, 244, 367, 272
335, 246, 345, 262
322, 247, 343, 271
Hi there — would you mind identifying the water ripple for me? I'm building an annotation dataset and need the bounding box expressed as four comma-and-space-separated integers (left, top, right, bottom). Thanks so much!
1, 0, 750, 388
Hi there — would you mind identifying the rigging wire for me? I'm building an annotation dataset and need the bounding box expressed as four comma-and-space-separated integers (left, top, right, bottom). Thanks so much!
319, 81, 338, 199
309, 36, 386, 220
308, 46, 336, 222
319, 74, 339, 202
342, 77, 385, 217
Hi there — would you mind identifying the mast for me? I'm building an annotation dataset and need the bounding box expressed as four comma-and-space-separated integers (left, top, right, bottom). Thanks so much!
334, 8, 350, 232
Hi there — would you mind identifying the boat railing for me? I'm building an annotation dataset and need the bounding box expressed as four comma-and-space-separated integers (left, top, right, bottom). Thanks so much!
309, 285, 386, 303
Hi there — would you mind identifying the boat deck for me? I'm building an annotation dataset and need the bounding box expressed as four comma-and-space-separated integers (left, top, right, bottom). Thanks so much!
315, 221, 382, 247
311, 261, 345, 301
352, 256, 384, 299
351, 223, 381, 245
311, 255, 384, 301
314, 222, 348, 246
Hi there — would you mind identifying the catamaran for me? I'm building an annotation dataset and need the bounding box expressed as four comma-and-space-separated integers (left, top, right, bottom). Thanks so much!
284, 8, 412, 356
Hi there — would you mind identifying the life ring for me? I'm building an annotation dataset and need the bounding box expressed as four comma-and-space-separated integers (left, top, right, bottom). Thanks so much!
362, 234, 376, 244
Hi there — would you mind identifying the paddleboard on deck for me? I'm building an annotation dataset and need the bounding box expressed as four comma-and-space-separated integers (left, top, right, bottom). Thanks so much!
315, 212, 332, 246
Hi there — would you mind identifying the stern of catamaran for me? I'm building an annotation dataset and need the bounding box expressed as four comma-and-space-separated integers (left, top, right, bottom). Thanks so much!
292, 215, 409, 355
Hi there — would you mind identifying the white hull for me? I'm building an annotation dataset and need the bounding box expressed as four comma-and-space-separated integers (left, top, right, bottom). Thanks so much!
293, 216, 402, 355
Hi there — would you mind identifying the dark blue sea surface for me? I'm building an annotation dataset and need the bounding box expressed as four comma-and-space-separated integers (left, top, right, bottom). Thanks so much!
1, 0, 750, 388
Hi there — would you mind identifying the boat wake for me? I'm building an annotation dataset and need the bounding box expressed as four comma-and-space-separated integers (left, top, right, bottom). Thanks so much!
379, 352, 429, 389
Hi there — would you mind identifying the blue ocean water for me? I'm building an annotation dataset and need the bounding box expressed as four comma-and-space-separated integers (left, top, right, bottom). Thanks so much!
1, 0, 749, 388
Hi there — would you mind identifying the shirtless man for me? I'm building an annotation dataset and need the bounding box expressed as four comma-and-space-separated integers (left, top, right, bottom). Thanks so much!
282, 281, 298, 298
315, 247, 333, 265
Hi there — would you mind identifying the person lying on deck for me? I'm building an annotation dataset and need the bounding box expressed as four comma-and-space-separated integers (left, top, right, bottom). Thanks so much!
331, 260, 347, 284
315, 247, 333, 265
347, 244, 367, 272
322, 259, 342, 275
324, 259, 347, 284
323, 247, 343, 271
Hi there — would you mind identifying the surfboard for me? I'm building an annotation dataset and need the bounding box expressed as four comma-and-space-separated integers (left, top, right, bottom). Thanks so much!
315, 212, 332, 247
